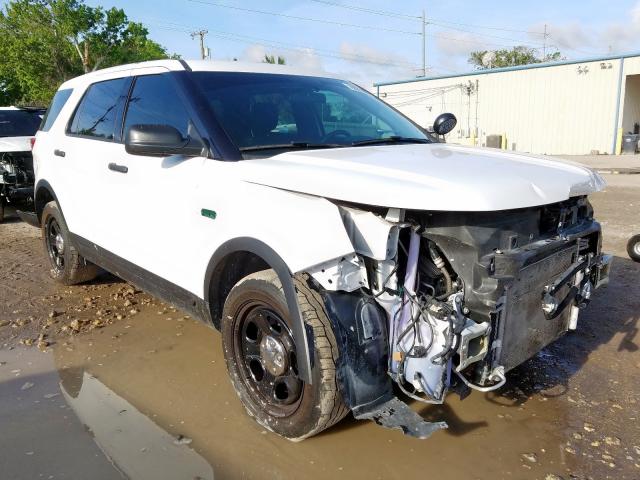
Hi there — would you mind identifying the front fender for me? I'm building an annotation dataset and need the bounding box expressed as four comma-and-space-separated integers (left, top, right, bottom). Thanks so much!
204, 237, 315, 383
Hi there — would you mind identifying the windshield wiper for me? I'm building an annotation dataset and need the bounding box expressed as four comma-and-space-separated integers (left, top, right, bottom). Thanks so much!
239, 142, 346, 152
351, 136, 430, 147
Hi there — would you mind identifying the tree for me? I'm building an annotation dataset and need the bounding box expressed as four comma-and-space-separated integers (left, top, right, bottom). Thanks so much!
468, 46, 562, 70
0, 0, 172, 106
263, 54, 286, 65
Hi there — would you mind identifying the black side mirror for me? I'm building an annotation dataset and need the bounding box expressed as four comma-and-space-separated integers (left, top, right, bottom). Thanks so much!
432, 113, 457, 136
125, 124, 204, 157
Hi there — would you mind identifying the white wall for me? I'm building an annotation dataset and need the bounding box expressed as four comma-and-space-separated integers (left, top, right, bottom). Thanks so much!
377, 57, 639, 155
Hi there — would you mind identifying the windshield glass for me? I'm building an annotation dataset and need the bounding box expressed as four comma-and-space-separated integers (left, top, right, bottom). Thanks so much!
0, 109, 41, 137
193, 72, 431, 157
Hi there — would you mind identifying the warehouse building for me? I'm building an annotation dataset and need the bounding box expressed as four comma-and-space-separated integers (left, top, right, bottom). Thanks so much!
374, 52, 640, 155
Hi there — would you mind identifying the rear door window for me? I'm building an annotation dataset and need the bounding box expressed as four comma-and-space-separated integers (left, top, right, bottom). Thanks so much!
41, 89, 73, 132
123, 75, 191, 138
68, 78, 129, 141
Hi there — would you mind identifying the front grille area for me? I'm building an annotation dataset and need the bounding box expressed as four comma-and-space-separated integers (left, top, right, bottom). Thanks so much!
495, 245, 577, 372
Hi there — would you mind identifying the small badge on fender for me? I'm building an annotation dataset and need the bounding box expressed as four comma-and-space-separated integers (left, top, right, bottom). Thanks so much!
201, 208, 217, 220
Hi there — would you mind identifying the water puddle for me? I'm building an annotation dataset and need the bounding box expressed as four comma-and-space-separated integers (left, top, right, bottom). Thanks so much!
45, 309, 583, 480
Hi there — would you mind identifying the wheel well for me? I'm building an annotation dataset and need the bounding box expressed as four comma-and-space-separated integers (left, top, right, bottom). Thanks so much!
208, 251, 269, 329
35, 185, 55, 222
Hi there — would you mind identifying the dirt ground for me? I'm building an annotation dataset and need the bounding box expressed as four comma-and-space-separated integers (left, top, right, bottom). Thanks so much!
0, 174, 639, 480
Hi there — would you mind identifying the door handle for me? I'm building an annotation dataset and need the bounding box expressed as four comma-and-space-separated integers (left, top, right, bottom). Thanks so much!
108, 163, 128, 174
54, 149, 65, 157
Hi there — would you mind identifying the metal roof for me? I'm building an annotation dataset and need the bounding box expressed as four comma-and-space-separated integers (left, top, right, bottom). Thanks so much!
374, 51, 640, 87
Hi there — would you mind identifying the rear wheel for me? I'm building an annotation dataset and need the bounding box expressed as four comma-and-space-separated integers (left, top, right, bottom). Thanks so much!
627, 234, 640, 262
221, 270, 348, 441
0, 197, 4, 223
41, 201, 99, 285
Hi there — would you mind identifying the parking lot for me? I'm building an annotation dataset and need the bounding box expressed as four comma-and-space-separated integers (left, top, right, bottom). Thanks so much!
0, 173, 639, 480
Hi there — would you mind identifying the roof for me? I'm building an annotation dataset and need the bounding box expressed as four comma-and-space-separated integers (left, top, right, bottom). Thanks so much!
59, 59, 336, 89
374, 50, 640, 87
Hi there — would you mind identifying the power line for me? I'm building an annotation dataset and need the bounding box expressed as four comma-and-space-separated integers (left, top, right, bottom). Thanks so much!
308, 0, 420, 20
187, 0, 421, 36
306, 0, 546, 36
429, 22, 545, 47
142, 19, 420, 69
426, 18, 545, 35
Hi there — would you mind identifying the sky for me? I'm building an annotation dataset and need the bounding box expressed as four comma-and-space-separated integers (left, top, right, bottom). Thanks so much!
81, 0, 640, 86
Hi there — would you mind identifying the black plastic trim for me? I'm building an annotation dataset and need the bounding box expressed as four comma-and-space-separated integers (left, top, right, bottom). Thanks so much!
321, 290, 394, 414
178, 59, 192, 72
204, 237, 312, 383
34, 179, 61, 223
70, 233, 212, 325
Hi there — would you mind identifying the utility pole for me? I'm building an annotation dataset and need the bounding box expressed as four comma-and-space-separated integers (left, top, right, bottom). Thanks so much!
542, 24, 548, 60
191, 30, 208, 60
421, 10, 427, 77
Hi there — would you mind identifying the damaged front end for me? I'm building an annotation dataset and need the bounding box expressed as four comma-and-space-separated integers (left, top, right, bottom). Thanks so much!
305, 197, 611, 439
0, 150, 36, 218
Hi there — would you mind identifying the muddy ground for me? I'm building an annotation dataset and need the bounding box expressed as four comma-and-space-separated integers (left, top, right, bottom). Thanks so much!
0, 174, 639, 480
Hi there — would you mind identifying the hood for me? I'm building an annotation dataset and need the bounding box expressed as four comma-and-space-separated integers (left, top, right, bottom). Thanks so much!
238, 143, 605, 211
0, 136, 32, 153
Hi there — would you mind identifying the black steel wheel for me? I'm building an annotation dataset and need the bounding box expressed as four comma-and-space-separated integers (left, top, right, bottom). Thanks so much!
222, 270, 348, 441
233, 303, 303, 417
41, 201, 99, 285
627, 234, 640, 262
45, 216, 65, 272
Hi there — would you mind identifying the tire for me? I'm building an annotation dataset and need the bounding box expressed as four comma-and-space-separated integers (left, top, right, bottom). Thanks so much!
627, 234, 640, 262
222, 269, 349, 441
41, 201, 99, 285
0, 197, 4, 224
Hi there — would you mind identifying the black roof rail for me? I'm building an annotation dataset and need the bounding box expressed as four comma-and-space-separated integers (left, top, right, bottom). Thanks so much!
178, 59, 192, 72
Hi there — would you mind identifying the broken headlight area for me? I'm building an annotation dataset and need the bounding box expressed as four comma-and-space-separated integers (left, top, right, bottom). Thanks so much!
307, 197, 610, 438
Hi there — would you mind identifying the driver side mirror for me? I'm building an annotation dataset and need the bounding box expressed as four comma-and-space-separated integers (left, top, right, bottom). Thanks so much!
125, 124, 204, 157
432, 113, 457, 136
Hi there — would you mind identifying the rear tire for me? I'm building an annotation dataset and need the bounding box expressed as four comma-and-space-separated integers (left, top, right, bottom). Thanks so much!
0, 197, 5, 223
41, 201, 99, 285
221, 269, 348, 441
627, 234, 640, 262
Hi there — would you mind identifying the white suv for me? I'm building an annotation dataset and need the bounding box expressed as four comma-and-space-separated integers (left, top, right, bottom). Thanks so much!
33, 59, 611, 441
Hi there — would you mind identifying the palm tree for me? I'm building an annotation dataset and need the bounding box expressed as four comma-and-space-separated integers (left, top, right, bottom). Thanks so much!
264, 54, 286, 65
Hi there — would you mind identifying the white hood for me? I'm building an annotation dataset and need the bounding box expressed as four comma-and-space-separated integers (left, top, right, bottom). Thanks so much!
0, 136, 32, 153
239, 143, 605, 211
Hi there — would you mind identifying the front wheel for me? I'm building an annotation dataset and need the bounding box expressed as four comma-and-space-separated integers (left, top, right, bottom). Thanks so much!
627, 234, 640, 262
221, 270, 348, 441
41, 201, 99, 285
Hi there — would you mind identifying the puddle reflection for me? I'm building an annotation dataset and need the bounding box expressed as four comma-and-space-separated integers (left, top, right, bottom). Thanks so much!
60, 370, 214, 480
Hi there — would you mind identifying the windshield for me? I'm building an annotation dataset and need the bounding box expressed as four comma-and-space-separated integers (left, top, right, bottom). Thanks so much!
193, 72, 431, 157
0, 109, 41, 138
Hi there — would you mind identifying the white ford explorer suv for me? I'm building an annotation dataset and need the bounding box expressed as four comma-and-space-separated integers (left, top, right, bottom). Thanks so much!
33, 59, 611, 441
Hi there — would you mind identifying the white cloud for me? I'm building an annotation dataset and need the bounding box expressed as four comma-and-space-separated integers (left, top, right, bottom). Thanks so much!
529, 1, 640, 55
334, 41, 417, 87
238, 43, 324, 71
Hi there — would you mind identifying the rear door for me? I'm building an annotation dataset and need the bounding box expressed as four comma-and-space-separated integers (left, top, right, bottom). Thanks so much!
56, 76, 132, 251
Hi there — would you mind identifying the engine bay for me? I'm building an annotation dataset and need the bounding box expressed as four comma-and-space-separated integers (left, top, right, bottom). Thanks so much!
0, 151, 35, 216
312, 197, 611, 436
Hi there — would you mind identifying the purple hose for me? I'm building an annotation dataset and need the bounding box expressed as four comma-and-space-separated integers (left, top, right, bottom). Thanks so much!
390, 230, 421, 372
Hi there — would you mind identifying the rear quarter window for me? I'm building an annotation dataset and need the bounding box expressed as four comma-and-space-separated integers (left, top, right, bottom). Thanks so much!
41, 89, 73, 132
